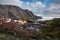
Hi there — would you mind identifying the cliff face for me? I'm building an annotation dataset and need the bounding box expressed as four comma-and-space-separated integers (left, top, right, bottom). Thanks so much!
0, 4, 41, 20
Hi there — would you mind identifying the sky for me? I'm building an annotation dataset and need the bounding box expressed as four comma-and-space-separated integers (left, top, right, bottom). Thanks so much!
0, 0, 60, 20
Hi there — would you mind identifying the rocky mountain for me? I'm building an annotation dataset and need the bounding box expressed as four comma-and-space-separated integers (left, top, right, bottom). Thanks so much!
0, 4, 41, 20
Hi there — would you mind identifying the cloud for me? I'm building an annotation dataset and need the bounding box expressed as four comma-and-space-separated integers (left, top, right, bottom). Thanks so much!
19, 1, 46, 16
0, 0, 20, 6
43, 4, 60, 18
20, 1, 45, 10
54, 0, 60, 4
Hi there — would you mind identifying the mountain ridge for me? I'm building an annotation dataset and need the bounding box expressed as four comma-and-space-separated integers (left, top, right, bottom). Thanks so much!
0, 4, 42, 20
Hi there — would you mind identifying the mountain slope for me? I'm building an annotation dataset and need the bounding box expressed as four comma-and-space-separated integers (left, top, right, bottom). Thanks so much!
0, 4, 42, 20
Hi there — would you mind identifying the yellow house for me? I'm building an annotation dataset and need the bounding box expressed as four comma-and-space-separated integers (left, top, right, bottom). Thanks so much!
18, 20, 27, 25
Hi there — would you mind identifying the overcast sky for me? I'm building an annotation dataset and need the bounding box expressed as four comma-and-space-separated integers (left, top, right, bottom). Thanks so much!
0, 0, 60, 19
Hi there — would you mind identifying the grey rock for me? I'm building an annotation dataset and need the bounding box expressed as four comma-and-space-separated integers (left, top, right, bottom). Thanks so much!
0, 4, 42, 20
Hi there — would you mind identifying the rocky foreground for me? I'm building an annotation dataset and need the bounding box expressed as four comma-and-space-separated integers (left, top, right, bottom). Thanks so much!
0, 17, 60, 40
